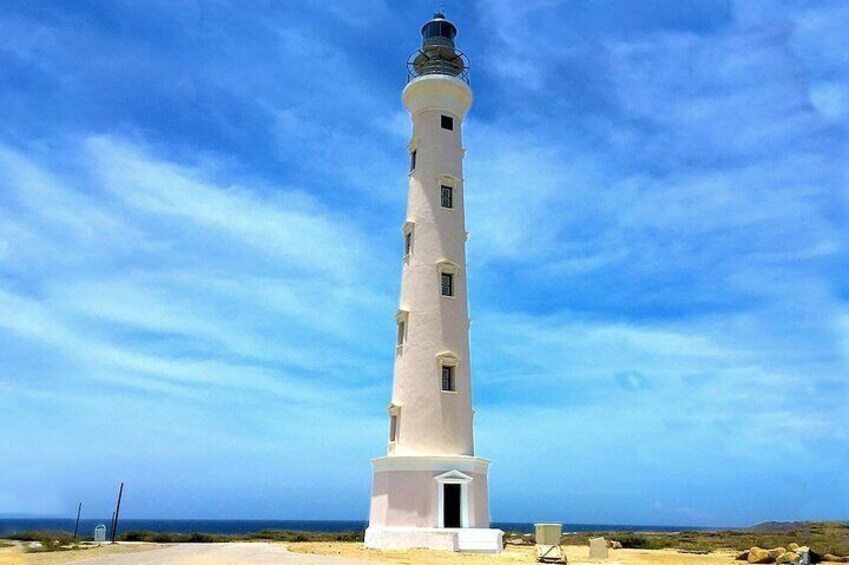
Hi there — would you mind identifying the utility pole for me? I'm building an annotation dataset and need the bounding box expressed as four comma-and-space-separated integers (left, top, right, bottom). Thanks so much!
73, 503, 82, 541
110, 482, 124, 543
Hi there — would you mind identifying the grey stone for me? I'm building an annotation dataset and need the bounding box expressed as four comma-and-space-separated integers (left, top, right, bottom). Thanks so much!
589, 536, 609, 559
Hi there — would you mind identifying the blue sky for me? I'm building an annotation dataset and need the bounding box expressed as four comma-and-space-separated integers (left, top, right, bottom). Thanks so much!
1, 1, 847, 528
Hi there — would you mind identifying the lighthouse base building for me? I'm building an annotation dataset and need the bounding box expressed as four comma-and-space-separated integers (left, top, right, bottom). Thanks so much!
365, 455, 501, 551
364, 13, 503, 554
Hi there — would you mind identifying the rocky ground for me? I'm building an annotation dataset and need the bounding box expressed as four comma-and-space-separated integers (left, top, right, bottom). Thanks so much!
505, 522, 849, 563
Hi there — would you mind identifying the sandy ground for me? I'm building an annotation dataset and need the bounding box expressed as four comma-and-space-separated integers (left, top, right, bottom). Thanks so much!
0, 543, 152, 565
291, 542, 742, 565
0, 541, 744, 565
0, 542, 160, 565
0, 542, 384, 565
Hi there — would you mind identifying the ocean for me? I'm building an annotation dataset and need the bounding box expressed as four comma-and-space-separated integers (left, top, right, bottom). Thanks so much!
0, 518, 708, 537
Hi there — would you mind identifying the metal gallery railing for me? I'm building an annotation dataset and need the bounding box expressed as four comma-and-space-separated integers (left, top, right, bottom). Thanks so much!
406, 49, 470, 84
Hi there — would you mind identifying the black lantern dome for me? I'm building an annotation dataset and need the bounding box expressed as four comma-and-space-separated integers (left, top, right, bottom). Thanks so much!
421, 12, 457, 48
408, 12, 469, 83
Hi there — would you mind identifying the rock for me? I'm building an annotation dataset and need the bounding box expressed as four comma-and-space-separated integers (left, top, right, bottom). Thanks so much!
821, 555, 849, 563
777, 551, 800, 564
737, 550, 751, 561
609, 540, 623, 549
770, 548, 788, 559
589, 537, 609, 559
507, 533, 535, 546
748, 547, 774, 563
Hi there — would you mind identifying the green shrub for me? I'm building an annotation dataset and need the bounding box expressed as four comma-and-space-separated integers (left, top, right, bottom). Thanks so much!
7, 530, 75, 546
121, 531, 227, 543
6, 530, 77, 553
247, 530, 363, 543
563, 523, 848, 557
187, 532, 226, 543
616, 534, 670, 550
120, 531, 154, 542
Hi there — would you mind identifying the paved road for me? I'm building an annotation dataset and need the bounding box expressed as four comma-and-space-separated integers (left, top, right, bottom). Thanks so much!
71, 543, 381, 564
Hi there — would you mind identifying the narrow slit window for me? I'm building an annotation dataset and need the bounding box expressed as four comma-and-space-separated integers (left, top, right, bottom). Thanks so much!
389, 414, 397, 441
441, 272, 454, 297
441, 365, 455, 391
410, 149, 417, 171
441, 115, 454, 130
396, 320, 406, 346
441, 185, 453, 208
404, 231, 412, 256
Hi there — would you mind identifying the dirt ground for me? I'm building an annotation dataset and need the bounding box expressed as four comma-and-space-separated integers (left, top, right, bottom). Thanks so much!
0, 541, 744, 565
0, 542, 160, 565
2, 542, 367, 565
291, 542, 741, 565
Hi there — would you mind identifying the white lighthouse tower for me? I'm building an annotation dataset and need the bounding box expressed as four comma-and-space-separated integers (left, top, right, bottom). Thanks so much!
364, 13, 503, 553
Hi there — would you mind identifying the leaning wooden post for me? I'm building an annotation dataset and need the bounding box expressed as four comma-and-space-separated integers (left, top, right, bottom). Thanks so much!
73, 503, 82, 541
111, 483, 124, 543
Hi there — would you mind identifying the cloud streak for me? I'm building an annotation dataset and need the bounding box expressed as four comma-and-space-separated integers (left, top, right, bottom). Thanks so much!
0, 0, 846, 524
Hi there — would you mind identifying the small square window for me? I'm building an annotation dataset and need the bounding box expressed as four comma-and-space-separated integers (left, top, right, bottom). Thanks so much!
441, 115, 454, 130
441, 366, 455, 391
441, 185, 453, 209
404, 231, 412, 256
441, 272, 454, 297
410, 149, 417, 171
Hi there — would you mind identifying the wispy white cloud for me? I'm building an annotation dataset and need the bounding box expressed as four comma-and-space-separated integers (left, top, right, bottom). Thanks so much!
464, 0, 847, 524
0, 136, 396, 515
88, 136, 377, 282
0, 0, 845, 524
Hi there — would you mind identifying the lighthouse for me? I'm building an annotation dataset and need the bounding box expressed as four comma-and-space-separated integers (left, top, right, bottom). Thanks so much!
364, 13, 503, 553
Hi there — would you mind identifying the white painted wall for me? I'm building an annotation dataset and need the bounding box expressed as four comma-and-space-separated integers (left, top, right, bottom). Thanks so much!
368, 456, 490, 528
390, 74, 475, 457
366, 73, 500, 552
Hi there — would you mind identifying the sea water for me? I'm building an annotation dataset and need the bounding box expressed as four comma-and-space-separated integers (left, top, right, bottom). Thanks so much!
0, 518, 708, 537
